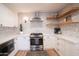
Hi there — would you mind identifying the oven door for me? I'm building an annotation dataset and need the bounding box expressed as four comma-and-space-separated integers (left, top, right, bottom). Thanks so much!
30, 38, 43, 45
30, 39, 39, 45
0, 46, 8, 56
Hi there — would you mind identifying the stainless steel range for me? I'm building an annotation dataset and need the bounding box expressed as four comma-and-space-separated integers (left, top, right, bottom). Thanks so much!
30, 33, 43, 51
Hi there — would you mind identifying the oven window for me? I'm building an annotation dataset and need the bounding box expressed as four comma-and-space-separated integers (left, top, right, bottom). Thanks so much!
1, 46, 8, 53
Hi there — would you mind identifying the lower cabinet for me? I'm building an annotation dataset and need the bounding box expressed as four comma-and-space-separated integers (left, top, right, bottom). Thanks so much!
56, 37, 79, 56
15, 35, 30, 50
44, 35, 57, 50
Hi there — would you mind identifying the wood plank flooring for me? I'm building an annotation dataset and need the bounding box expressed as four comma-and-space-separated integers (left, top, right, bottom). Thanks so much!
46, 49, 60, 56
15, 49, 59, 56
15, 50, 28, 56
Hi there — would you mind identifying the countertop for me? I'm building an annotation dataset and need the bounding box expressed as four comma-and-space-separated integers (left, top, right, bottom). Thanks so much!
55, 34, 79, 44
0, 34, 19, 44
0, 30, 19, 44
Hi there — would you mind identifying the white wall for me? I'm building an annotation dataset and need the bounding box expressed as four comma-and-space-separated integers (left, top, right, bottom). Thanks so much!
18, 12, 57, 34
17, 12, 57, 50
0, 4, 18, 27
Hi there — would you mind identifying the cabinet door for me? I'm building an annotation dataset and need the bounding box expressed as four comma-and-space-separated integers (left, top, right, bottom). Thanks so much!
58, 38, 65, 55
56, 38, 59, 51
15, 35, 30, 50
44, 35, 56, 50
56, 38, 71, 55
59, 38, 76, 56
56, 38, 79, 56
64, 41, 76, 56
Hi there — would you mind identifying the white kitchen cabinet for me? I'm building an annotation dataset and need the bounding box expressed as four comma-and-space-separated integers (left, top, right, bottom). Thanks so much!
74, 44, 79, 55
15, 34, 30, 50
56, 38, 65, 55
56, 37, 79, 56
56, 38, 73, 56
44, 34, 57, 50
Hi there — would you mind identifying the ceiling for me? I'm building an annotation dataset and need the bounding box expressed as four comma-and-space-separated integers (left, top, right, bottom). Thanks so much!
3, 3, 69, 13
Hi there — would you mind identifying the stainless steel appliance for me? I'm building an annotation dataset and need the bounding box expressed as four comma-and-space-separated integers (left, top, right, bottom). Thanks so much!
30, 33, 43, 51
0, 39, 14, 56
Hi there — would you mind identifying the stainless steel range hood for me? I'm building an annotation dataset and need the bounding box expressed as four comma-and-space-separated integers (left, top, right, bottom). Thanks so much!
30, 12, 43, 22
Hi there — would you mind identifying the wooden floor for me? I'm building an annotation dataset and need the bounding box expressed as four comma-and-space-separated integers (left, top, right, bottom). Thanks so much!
15, 49, 59, 56
15, 50, 28, 56
46, 49, 59, 56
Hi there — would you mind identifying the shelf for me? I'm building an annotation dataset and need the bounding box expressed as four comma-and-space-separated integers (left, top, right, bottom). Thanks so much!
46, 23, 58, 28
59, 22, 79, 27
57, 7, 79, 19
46, 6, 79, 20
47, 16, 57, 20
46, 22, 79, 28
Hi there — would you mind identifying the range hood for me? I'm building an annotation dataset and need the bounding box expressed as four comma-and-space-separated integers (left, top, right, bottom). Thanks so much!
30, 12, 43, 22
